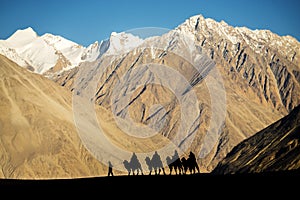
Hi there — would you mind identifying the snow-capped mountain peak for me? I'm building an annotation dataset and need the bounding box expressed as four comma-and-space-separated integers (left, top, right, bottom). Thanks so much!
0, 28, 82, 74
41, 33, 81, 50
106, 31, 144, 55
0, 28, 100, 75
175, 14, 300, 59
1, 15, 299, 77
0, 28, 146, 75
41, 33, 87, 69
81, 40, 103, 62
5, 27, 38, 48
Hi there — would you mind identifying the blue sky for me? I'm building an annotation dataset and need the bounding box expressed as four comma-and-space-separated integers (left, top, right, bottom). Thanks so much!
1, 0, 299, 46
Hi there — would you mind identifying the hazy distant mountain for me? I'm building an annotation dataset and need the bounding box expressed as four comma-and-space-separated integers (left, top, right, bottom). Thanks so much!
0, 14, 299, 175
212, 104, 300, 174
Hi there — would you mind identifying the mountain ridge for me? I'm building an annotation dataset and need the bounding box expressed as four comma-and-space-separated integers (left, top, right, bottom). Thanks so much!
0, 28, 144, 75
51, 14, 299, 172
212, 104, 300, 174
1, 14, 299, 78
0, 14, 299, 175
178, 14, 300, 112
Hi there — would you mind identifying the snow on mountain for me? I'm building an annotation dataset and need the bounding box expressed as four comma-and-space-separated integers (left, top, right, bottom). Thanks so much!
0, 29, 58, 73
105, 31, 144, 55
175, 14, 300, 62
41, 33, 84, 67
81, 31, 145, 62
0, 27, 37, 70
5, 27, 38, 48
173, 14, 300, 113
0, 45, 29, 68
0, 28, 145, 75
82, 41, 102, 62
1, 15, 298, 76
0, 30, 59, 74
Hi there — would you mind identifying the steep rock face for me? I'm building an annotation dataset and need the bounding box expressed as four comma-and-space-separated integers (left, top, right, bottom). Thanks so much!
212, 105, 300, 174
177, 15, 300, 112
53, 16, 297, 172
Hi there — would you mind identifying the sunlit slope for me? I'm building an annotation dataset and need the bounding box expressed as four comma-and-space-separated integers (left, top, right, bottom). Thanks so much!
213, 105, 300, 174
0, 55, 107, 178
0, 54, 173, 178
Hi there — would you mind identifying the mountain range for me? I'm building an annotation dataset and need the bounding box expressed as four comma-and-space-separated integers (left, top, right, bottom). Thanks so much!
0, 14, 299, 178
0, 27, 143, 75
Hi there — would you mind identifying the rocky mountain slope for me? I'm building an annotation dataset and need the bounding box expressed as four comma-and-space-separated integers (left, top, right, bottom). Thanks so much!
0, 53, 174, 178
177, 15, 300, 112
1, 14, 299, 174
212, 104, 300, 174
52, 15, 299, 172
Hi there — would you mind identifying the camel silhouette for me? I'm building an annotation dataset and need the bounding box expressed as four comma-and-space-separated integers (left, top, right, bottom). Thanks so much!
166, 156, 175, 175
147, 151, 165, 175
123, 153, 144, 175
172, 150, 183, 175
145, 156, 154, 175
181, 152, 200, 174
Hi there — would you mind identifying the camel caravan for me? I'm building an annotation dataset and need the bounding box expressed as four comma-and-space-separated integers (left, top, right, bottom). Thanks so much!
122, 150, 200, 176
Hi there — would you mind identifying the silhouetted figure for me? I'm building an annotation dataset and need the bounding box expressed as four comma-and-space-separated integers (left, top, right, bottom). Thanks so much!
188, 151, 200, 174
123, 152, 144, 175
145, 156, 154, 175
172, 150, 183, 175
123, 160, 132, 175
181, 157, 189, 175
166, 156, 175, 175
130, 152, 143, 175
151, 151, 166, 175
107, 161, 114, 176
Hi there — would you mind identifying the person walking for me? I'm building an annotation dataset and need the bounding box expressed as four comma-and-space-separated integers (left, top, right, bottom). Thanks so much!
108, 161, 114, 176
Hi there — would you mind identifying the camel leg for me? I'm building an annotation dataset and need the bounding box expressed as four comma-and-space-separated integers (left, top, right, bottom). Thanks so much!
162, 168, 166, 175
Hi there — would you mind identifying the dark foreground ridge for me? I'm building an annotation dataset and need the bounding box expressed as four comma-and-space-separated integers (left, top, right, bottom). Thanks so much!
1, 170, 299, 195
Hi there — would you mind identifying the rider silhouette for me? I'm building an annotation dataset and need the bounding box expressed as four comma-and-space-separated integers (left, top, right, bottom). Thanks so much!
188, 151, 200, 174
152, 151, 166, 175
